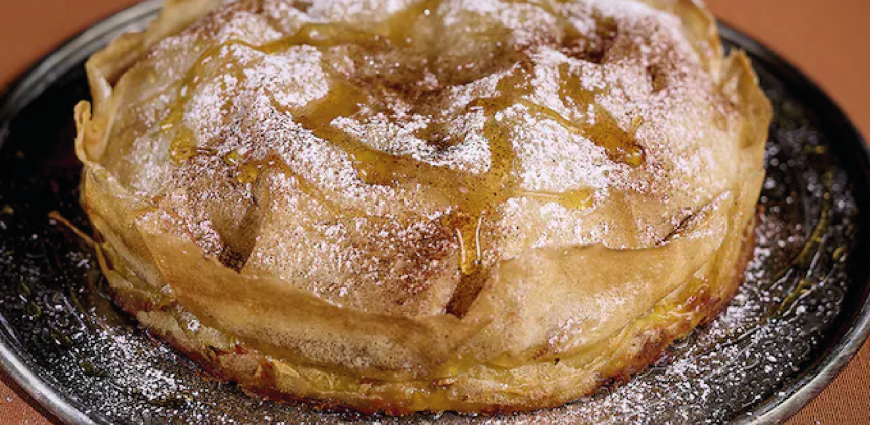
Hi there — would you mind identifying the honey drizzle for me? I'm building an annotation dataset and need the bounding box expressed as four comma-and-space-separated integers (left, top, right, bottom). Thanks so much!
443, 62, 532, 316
558, 64, 645, 166
517, 189, 595, 210
160, 41, 250, 163
157, 0, 647, 316
160, 24, 386, 165
445, 61, 644, 316
234, 152, 346, 215
276, 80, 458, 188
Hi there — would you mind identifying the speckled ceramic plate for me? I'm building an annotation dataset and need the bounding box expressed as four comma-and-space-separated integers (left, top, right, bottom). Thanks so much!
1, 1, 869, 424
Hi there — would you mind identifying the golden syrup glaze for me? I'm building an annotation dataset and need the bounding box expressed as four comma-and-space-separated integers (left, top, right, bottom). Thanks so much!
155, 0, 649, 315
72, 0, 778, 413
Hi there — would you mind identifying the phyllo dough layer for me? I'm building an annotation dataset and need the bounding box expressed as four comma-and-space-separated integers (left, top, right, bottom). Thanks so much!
75, 0, 771, 414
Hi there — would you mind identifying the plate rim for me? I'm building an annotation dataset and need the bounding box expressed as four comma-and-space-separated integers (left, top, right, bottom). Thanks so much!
0, 4, 163, 425
0, 3, 869, 424
716, 23, 870, 425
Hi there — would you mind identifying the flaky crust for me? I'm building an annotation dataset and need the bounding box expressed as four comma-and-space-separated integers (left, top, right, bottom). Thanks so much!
110, 216, 756, 414
75, 0, 772, 414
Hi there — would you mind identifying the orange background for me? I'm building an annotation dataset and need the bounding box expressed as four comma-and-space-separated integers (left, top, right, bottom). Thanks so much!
0, 1, 868, 423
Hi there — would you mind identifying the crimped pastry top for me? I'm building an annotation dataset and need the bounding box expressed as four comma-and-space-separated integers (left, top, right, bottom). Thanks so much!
76, 0, 770, 381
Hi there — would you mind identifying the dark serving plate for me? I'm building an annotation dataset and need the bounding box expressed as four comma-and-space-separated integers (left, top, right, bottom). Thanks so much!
1, 1, 869, 424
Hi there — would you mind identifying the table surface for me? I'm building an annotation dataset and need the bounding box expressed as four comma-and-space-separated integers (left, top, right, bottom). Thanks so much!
1, 1, 869, 423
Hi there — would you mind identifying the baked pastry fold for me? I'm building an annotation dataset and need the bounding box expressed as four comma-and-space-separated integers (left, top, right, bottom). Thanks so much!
75, 0, 771, 413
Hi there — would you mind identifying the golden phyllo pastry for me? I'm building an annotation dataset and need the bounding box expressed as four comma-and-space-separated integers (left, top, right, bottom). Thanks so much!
74, 0, 771, 414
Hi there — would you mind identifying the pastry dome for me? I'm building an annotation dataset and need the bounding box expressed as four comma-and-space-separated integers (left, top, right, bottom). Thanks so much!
75, 0, 771, 414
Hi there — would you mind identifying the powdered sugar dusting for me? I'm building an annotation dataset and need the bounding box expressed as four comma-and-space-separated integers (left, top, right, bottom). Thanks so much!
0, 22, 864, 422
98, 0, 752, 314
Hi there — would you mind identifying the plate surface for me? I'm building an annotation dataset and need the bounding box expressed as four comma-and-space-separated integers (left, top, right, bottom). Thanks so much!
1, 1, 869, 424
